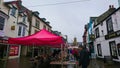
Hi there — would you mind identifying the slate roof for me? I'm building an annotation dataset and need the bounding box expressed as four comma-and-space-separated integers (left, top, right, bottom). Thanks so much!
94, 7, 116, 27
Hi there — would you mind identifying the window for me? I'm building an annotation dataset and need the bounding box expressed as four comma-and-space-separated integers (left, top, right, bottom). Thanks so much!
34, 30, 38, 33
97, 44, 102, 56
95, 28, 99, 38
18, 26, 26, 36
117, 43, 120, 56
109, 41, 118, 59
101, 30, 104, 36
18, 26, 22, 36
0, 16, 5, 30
35, 19, 39, 28
22, 27, 25, 36
43, 25, 46, 29
10, 7, 16, 17
106, 17, 114, 34
0, 0, 1, 4
23, 16, 26, 23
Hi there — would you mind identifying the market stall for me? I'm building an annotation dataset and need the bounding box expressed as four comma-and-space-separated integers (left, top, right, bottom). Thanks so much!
8, 29, 66, 68
8, 29, 64, 47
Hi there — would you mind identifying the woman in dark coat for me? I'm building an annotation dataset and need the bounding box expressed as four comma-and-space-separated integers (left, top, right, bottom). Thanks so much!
78, 46, 90, 68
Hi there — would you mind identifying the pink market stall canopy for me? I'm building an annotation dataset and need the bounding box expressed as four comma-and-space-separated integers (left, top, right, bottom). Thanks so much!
8, 29, 64, 48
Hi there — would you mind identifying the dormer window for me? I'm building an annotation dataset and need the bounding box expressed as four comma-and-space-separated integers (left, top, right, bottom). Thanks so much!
10, 6, 17, 17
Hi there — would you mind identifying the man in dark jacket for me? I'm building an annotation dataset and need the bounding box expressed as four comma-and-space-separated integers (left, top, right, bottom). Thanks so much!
78, 46, 90, 68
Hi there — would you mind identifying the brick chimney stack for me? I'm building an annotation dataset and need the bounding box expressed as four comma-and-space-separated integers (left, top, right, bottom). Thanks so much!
109, 5, 115, 9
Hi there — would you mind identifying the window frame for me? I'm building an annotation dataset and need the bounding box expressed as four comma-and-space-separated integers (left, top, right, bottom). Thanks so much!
95, 27, 100, 38
106, 17, 114, 34
22, 15, 26, 23
109, 41, 118, 59
18, 26, 22, 36
35, 19, 40, 29
0, 16, 5, 30
43, 25, 46, 29
22, 27, 25, 36
10, 6, 17, 17
0, 0, 1, 4
97, 44, 102, 56
18, 26, 26, 36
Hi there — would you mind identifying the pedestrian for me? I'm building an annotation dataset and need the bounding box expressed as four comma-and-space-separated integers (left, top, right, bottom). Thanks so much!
78, 46, 90, 68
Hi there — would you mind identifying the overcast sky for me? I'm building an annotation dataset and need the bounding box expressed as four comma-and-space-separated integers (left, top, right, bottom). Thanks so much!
5, 0, 119, 42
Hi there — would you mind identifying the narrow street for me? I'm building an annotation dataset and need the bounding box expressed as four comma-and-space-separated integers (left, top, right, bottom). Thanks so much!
0, 0, 120, 68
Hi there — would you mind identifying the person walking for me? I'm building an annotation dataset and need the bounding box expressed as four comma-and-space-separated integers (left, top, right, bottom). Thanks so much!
78, 46, 90, 68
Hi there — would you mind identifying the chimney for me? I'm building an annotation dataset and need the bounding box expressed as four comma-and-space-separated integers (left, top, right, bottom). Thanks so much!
109, 5, 116, 10
109, 5, 112, 9
111, 5, 114, 8
33, 11, 40, 16
118, 0, 120, 7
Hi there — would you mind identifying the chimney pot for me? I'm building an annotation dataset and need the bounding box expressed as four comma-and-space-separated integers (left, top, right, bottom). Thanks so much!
109, 5, 112, 8
112, 5, 114, 8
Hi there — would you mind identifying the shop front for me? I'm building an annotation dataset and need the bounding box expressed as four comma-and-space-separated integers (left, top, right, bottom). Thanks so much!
0, 38, 9, 68
105, 30, 120, 62
0, 37, 21, 68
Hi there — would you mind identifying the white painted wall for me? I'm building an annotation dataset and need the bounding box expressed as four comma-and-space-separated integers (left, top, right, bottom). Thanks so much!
93, 8, 120, 62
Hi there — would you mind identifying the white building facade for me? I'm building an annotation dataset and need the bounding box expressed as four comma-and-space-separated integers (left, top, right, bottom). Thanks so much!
93, 6, 120, 62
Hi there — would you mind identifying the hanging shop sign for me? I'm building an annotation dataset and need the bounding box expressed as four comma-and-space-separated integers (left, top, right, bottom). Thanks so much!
9, 45, 19, 56
89, 34, 95, 41
105, 30, 120, 40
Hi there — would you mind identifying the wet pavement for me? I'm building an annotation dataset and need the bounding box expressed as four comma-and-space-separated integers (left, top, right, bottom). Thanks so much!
19, 57, 120, 68
88, 59, 120, 68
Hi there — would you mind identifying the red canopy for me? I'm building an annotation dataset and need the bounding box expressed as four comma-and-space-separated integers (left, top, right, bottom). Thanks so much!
8, 29, 64, 48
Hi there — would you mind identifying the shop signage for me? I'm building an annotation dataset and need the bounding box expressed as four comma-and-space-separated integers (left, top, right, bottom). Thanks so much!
89, 34, 95, 41
9, 46, 19, 56
105, 30, 120, 40
0, 39, 8, 43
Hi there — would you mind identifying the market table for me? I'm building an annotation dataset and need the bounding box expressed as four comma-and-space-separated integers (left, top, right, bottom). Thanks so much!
50, 61, 78, 68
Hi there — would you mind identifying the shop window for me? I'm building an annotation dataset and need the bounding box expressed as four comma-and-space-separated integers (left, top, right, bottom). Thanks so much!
0, 16, 5, 30
97, 44, 102, 56
109, 41, 118, 59
106, 17, 114, 34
